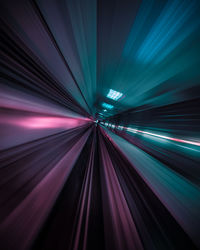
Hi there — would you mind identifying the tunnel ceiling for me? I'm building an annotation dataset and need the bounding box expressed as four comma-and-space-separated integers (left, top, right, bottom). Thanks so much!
2, 0, 200, 119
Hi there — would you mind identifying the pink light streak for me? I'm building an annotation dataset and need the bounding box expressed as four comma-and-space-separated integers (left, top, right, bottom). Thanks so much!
1, 115, 92, 130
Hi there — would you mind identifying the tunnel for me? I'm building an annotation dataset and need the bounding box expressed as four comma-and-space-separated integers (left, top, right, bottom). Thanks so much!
0, 0, 200, 250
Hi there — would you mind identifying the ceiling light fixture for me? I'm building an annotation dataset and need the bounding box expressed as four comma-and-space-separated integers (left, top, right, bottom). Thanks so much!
102, 103, 114, 109
107, 89, 123, 100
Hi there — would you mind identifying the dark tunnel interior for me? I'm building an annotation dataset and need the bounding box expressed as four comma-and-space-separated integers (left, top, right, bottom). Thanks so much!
0, 0, 200, 250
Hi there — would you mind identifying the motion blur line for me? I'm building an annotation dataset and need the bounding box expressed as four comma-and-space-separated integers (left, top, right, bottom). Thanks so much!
0, 128, 92, 250
125, 128, 200, 147
99, 129, 143, 250
72, 129, 96, 250
103, 127, 200, 249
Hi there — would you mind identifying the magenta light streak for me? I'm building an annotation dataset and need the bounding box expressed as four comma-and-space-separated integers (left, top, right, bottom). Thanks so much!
1, 115, 92, 129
